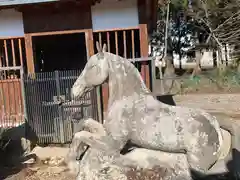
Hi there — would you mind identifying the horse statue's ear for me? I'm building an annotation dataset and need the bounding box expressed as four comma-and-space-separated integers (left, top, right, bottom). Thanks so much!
96, 41, 102, 53
102, 43, 107, 52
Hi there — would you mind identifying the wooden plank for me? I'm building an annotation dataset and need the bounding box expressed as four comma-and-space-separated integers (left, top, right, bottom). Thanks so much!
98, 32, 102, 47
18, 38, 23, 66
93, 26, 139, 33
115, 31, 118, 55
139, 24, 150, 89
131, 30, 135, 58
29, 29, 88, 37
24, 34, 35, 73
85, 29, 94, 57
11, 39, 16, 67
107, 32, 110, 52
3, 40, 9, 67
123, 31, 127, 58
0, 79, 23, 127
0, 36, 24, 40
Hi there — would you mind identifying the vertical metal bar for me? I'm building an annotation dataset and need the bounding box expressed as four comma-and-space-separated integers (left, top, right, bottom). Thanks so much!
31, 73, 40, 143
43, 72, 49, 143
151, 58, 156, 94
20, 67, 28, 131
55, 70, 65, 143
159, 62, 164, 94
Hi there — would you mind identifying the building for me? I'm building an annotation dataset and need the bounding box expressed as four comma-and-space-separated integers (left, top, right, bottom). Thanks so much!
0, 0, 157, 131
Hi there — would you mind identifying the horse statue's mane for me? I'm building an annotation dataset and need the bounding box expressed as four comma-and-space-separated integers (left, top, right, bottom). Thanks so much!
95, 42, 151, 107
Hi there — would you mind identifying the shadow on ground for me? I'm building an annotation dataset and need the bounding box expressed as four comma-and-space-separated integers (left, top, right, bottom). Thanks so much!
0, 122, 38, 180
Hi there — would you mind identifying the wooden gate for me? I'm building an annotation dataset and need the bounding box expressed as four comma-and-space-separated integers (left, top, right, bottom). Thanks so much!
0, 37, 26, 128
0, 66, 24, 128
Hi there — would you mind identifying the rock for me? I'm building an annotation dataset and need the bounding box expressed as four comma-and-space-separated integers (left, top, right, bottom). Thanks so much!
125, 166, 178, 180
46, 166, 67, 174
121, 148, 190, 178
31, 146, 68, 162
48, 157, 65, 166
73, 145, 192, 180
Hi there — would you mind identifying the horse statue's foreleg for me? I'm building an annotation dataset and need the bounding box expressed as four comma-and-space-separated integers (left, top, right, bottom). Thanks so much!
70, 118, 107, 159
65, 130, 109, 174
74, 117, 106, 136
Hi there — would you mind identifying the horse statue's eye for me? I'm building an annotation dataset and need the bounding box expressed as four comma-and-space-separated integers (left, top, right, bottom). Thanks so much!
89, 64, 97, 69
97, 53, 104, 59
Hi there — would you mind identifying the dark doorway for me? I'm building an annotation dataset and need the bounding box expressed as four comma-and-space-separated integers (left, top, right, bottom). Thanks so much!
32, 33, 87, 72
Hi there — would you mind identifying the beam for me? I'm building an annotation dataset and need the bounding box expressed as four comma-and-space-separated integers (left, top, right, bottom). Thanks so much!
139, 24, 150, 89
24, 34, 35, 74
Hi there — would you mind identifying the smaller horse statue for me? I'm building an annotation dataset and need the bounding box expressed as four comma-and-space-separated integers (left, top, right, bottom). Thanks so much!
65, 118, 191, 180
70, 42, 239, 178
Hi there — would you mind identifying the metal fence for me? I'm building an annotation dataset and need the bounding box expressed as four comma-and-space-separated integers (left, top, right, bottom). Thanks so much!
23, 70, 98, 144
0, 66, 25, 129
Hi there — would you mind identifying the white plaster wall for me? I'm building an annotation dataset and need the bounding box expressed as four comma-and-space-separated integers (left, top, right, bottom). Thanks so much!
91, 0, 139, 31
0, 9, 24, 37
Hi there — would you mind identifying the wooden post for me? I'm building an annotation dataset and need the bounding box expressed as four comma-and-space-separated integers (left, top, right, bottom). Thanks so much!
85, 29, 103, 123
85, 29, 94, 57
139, 24, 150, 89
24, 34, 35, 74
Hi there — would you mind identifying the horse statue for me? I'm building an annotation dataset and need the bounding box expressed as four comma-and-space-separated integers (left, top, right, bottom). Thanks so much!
68, 42, 240, 179
65, 118, 191, 180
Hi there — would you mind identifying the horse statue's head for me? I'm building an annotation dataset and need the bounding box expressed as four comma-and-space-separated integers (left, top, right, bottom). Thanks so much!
72, 41, 150, 103
71, 42, 109, 99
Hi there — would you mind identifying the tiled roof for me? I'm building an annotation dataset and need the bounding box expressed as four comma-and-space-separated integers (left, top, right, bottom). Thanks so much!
0, 0, 60, 6
0, 0, 122, 7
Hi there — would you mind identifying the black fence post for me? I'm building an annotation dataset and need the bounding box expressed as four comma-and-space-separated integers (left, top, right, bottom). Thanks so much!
55, 70, 65, 144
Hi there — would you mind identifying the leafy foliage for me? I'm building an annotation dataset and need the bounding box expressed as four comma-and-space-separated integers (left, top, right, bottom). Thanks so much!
151, 0, 240, 70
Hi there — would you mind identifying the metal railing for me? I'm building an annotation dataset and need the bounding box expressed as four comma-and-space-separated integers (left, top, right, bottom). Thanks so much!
23, 69, 98, 144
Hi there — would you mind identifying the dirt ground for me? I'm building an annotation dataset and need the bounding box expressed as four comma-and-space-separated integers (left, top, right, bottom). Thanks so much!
174, 93, 240, 119
2, 93, 240, 180
2, 164, 76, 180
